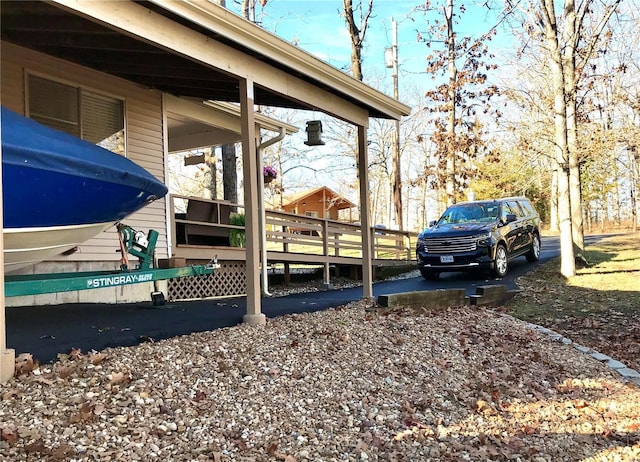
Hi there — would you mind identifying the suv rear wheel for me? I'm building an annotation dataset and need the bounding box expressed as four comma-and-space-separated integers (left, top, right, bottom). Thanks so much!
493, 244, 508, 278
526, 234, 541, 262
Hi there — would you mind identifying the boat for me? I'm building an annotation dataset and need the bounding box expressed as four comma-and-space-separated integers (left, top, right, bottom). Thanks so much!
1, 106, 168, 273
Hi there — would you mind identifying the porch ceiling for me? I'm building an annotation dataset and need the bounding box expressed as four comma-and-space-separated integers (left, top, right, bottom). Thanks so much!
0, 1, 405, 119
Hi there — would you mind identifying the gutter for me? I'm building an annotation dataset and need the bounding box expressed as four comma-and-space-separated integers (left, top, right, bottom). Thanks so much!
257, 127, 286, 296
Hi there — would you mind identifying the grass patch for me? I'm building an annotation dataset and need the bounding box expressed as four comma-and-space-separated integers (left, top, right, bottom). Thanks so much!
505, 233, 640, 371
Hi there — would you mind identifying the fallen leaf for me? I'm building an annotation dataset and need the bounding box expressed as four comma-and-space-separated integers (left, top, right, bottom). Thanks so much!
109, 371, 131, 385
15, 353, 36, 375
89, 351, 106, 364
1, 427, 18, 445
2, 389, 22, 400
58, 364, 76, 379
34, 376, 54, 386
266, 443, 279, 455
51, 443, 76, 460
24, 439, 48, 454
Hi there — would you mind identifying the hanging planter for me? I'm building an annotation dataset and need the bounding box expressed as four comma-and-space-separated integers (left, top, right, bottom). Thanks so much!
263, 165, 278, 184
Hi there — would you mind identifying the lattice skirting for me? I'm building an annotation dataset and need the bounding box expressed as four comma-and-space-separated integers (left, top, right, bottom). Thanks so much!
168, 261, 246, 301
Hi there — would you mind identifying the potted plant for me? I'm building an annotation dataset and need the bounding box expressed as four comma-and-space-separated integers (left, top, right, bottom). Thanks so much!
229, 213, 246, 247
263, 165, 278, 184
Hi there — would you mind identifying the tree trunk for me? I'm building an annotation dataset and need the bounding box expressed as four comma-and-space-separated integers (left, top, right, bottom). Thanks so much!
204, 148, 216, 200
390, 19, 403, 229
613, 161, 622, 225
543, 0, 575, 277
445, 0, 457, 206
549, 167, 559, 232
563, 0, 585, 257
343, 0, 363, 81
632, 149, 639, 232
222, 143, 238, 208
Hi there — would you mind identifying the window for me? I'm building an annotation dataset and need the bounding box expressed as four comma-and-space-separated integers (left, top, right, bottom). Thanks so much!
506, 201, 525, 218
518, 200, 536, 217
28, 74, 125, 155
305, 211, 319, 218
500, 203, 514, 222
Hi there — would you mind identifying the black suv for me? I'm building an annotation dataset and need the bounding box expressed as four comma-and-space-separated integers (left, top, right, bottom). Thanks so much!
416, 197, 541, 279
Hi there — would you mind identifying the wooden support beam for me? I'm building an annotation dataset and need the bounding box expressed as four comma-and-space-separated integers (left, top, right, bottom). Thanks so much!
239, 78, 265, 326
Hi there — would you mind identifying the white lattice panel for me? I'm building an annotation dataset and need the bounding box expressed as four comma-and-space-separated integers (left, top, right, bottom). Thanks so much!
168, 261, 246, 301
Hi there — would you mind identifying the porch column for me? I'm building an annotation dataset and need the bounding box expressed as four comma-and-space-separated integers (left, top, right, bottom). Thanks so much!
0, 148, 16, 383
240, 78, 266, 325
357, 124, 374, 298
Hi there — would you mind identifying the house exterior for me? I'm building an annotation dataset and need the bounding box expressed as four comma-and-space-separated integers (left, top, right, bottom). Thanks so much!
282, 186, 357, 222
0, 0, 410, 381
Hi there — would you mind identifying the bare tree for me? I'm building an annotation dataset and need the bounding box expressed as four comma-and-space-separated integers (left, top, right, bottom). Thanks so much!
417, 0, 499, 208
514, 0, 622, 276
342, 0, 374, 81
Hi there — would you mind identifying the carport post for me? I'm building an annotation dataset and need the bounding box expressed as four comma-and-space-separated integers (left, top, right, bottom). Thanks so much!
0, 146, 16, 383
240, 77, 266, 326
358, 125, 374, 298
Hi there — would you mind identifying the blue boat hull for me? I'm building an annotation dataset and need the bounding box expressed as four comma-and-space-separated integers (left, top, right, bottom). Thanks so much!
2, 106, 168, 272
4, 162, 163, 229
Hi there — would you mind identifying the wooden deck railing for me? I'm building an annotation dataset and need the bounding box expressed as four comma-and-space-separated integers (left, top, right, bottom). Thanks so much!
170, 195, 417, 266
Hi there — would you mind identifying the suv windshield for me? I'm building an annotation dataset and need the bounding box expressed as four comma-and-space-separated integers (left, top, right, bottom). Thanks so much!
437, 203, 499, 225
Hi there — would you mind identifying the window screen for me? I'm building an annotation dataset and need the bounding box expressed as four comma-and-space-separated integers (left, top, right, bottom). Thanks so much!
28, 75, 125, 155
82, 91, 125, 154
28, 75, 80, 136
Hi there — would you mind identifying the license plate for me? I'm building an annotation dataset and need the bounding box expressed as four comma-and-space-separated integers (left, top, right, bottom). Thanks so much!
440, 255, 454, 263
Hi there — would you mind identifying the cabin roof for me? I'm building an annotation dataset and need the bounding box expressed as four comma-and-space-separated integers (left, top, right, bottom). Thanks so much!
283, 186, 357, 210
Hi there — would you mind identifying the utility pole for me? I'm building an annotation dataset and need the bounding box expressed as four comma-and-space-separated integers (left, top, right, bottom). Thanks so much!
386, 17, 403, 230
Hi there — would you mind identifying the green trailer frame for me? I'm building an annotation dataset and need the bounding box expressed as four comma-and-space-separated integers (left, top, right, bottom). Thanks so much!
4, 224, 219, 304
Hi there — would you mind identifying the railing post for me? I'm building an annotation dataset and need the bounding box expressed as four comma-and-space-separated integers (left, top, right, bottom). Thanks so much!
169, 195, 176, 258
322, 219, 331, 288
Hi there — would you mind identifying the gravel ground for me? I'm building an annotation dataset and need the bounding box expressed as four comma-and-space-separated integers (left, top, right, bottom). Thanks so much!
1, 298, 639, 461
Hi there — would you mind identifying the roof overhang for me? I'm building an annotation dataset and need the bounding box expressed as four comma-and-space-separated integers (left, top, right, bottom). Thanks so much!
0, 0, 411, 125
165, 95, 298, 153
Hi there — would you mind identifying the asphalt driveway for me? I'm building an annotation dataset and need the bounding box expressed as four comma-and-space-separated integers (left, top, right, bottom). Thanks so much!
6, 236, 562, 363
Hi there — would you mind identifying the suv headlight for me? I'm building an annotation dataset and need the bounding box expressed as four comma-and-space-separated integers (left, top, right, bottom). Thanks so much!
475, 232, 492, 246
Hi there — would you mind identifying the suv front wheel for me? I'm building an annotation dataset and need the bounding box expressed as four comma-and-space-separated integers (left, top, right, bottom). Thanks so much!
420, 269, 440, 280
493, 244, 508, 278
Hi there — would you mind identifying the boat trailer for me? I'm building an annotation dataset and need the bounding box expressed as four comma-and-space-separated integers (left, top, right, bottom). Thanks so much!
4, 224, 219, 305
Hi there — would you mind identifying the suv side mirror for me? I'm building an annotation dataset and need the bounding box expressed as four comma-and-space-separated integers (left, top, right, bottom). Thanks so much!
428, 220, 437, 227
506, 213, 517, 223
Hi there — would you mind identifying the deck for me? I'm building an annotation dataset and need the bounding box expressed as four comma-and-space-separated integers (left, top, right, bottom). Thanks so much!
166, 195, 418, 299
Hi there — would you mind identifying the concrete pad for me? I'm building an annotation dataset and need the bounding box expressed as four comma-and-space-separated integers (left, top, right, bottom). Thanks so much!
243, 313, 267, 326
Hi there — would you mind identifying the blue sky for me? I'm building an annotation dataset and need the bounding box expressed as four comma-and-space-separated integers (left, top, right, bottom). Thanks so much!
259, 1, 425, 74
223, 1, 511, 100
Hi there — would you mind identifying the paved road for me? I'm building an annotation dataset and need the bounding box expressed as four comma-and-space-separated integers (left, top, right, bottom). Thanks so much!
6, 236, 565, 363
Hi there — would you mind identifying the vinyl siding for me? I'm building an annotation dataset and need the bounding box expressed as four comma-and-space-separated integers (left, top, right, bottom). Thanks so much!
1, 41, 169, 265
